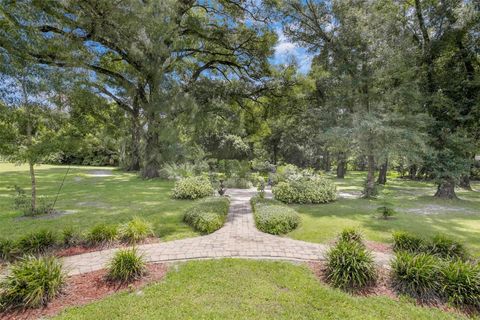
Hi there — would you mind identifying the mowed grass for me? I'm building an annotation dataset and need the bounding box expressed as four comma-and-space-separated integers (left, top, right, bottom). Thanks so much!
54, 259, 468, 320
0, 163, 197, 241
288, 171, 480, 256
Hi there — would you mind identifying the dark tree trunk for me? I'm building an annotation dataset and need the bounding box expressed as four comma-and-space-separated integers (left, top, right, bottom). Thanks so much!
336, 153, 346, 179
127, 109, 141, 171
409, 165, 417, 180
324, 151, 331, 172
363, 154, 376, 198
377, 159, 388, 185
434, 179, 457, 199
141, 112, 160, 179
459, 175, 472, 190
272, 143, 278, 165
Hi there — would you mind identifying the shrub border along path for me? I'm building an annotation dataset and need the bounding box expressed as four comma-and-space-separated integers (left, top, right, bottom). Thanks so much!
62, 189, 392, 276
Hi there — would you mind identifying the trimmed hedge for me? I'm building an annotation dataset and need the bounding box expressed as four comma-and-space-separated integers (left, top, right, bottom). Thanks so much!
172, 176, 214, 200
183, 197, 230, 234
250, 196, 300, 235
224, 177, 252, 189
272, 176, 336, 204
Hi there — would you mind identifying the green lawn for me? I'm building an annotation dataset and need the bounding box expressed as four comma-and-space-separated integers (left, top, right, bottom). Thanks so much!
54, 259, 468, 320
288, 172, 480, 256
0, 163, 197, 241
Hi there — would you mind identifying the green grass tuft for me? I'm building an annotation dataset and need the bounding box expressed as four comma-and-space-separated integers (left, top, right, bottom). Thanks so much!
0, 255, 65, 310
107, 248, 146, 283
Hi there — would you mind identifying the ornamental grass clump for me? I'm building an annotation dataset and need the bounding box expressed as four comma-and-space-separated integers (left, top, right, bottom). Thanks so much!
338, 228, 364, 245
0, 238, 18, 262
119, 217, 154, 244
391, 251, 441, 300
0, 256, 65, 310
107, 248, 146, 283
325, 235, 376, 291
426, 234, 468, 260
439, 259, 480, 309
392, 231, 425, 253
87, 224, 118, 246
17, 230, 57, 255
172, 176, 214, 200
61, 227, 83, 248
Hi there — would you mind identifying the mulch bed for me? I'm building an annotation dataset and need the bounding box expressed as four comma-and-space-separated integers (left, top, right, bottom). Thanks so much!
365, 241, 392, 254
0, 263, 168, 320
308, 261, 397, 299
55, 237, 160, 258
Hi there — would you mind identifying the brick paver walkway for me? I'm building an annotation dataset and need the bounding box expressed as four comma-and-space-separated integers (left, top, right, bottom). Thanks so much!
63, 189, 392, 275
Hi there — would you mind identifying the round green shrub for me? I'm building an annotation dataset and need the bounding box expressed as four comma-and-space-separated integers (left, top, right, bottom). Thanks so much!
192, 212, 224, 234
119, 217, 154, 244
107, 248, 146, 283
183, 197, 230, 234
272, 176, 336, 204
251, 197, 300, 235
325, 240, 376, 291
440, 260, 480, 308
391, 251, 441, 300
0, 256, 65, 309
392, 231, 425, 253
172, 176, 214, 200
17, 230, 57, 255
87, 224, 118, 246
426, 234, 468, 260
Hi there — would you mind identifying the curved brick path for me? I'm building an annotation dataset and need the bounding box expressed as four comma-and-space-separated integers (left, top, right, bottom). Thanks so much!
63, 189, 392, 275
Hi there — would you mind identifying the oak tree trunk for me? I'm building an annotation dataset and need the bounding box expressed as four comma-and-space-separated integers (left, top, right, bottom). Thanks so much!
142, 112, 160, 179
324, 151, 331, 172
409, 165, 417, 180
363, 154, 376, 198
459, 175, 472, 190
336, 153, 346, 179
127, 109, 141, 171
434, 179, 457, 199
377, 159, 388, 185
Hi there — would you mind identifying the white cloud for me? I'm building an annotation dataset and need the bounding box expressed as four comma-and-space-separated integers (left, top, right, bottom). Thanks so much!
274, 29, 297, 55
272, 28, 313, 74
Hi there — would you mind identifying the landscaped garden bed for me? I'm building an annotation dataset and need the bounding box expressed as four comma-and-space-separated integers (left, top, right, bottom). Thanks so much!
0, 263, 168, 320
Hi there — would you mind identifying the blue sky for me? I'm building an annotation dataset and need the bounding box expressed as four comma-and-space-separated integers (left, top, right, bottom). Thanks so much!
271, 28, 313, 74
